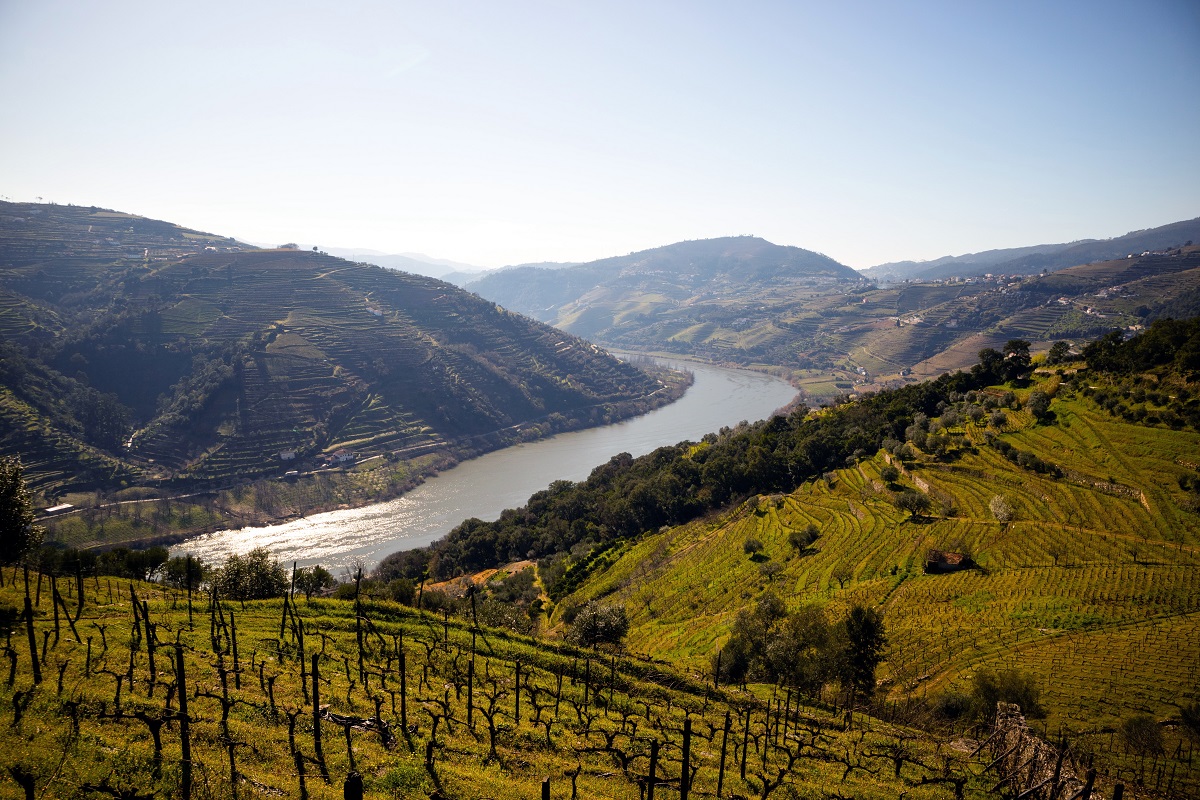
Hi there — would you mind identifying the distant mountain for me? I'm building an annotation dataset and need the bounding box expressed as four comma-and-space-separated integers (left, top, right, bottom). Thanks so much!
320, 247, 490, 285
862, 217, 1200, 281
0, 202, 669, 494
468, 235, 861, 339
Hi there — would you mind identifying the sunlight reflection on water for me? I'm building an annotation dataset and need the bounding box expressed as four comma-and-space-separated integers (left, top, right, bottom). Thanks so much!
174, 358, 797, 574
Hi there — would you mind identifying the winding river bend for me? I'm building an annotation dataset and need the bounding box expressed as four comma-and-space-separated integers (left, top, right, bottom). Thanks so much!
174, 358, 797, 573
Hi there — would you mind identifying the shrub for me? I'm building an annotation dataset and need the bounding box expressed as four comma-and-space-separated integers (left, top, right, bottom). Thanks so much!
932, 689, 974, 721
971, 668, 1045, 721
1122, 713, 1164, 755
568, 602, 629, 648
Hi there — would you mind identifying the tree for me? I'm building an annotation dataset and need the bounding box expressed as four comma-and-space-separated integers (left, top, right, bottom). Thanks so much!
164, 555, 206, 589
989, 494, 1014, 523
765, 604, 834, 693
841, 605, 886, 699
880, 465, 900, 484
894, 490, 931, 519
294, 565, 337, 600
1027, 390, 1051, 421
1180, 698, 1200, 742
1002, 339, 1032, 382
743, 537, 764, 556
788, 523, 820, 551
973, 348, 1004, 383
214, 547, 287, 600
1046, 341, 1071, 365
0, 457, 43, 564
567, 602, 629, 648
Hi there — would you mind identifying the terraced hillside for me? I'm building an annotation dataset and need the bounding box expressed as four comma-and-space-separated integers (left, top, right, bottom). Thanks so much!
557, 369, 1200, 791
469, 228, 1200, 402
0, 203, 672, 497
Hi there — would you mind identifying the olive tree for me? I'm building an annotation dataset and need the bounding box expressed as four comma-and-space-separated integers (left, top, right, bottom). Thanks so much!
568, 601, 629, 648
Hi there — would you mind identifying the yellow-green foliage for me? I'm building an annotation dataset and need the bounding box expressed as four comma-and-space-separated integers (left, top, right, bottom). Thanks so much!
0, 573, 1000, 799
561, 374, 1200, 792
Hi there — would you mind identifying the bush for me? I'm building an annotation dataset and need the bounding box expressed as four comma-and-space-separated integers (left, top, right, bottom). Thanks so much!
1122, 713, 1164, 755
970, 668, 1045, 722
932, 689, 974, 721
568, 602, 629, 648
386, 577, 416, 604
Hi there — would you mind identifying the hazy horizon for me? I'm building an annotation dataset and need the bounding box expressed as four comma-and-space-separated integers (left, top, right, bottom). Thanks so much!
2, 1, 1198, 269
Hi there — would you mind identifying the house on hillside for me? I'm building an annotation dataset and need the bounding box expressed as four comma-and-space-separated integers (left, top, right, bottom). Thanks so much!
332, 449, 356, 465
925, 549, 973, 574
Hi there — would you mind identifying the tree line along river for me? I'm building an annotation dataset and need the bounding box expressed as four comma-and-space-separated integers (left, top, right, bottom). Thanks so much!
173, 357, 799, 574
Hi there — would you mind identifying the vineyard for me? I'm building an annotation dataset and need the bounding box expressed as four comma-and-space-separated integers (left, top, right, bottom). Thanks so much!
0, 569, 1034, 800
559, 373, 1200, 797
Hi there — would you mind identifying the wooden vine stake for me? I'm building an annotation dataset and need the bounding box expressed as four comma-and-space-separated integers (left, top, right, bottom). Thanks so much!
681, 716, 692, 800
175, 645, 192, 800
312, 654, 330, 783
717, 710, 731, 800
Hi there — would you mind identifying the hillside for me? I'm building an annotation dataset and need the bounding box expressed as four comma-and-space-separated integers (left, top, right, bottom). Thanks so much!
372, 320, 1200, 796
1, 564, 1090, 800
862, 217, 1200, 282
0, 202, 672, 503
466, 228, 1200, 405
467, 235, 860, 335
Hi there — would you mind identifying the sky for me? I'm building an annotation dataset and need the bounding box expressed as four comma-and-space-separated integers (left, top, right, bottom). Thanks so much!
1, 0, 1198, 270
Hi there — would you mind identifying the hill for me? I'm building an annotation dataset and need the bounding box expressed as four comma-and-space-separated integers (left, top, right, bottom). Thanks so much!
0, 202, 673, 506
371, 320, 1200, 795
467, 235, 860, 335
466, 229, 1200, 405
862, 217, 1200, 282
0, 562, 1085, 800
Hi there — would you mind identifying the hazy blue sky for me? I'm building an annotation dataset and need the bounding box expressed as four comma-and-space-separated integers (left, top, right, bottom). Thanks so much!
2, 0, 1197, 268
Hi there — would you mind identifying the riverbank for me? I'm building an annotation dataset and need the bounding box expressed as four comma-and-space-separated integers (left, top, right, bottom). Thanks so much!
171, 357, 799, 573
41, 361, 694, 554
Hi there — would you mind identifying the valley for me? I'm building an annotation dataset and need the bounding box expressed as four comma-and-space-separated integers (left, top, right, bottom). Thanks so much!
2, 202, 1199, 799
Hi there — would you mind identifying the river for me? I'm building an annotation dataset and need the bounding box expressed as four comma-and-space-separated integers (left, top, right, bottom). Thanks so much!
173, 357, 797, 573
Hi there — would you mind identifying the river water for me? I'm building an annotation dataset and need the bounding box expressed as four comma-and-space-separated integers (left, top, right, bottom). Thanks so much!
174, 358, 797, 573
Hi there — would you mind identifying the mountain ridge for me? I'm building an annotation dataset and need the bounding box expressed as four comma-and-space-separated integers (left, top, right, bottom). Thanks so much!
862, 216, 1200, 281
